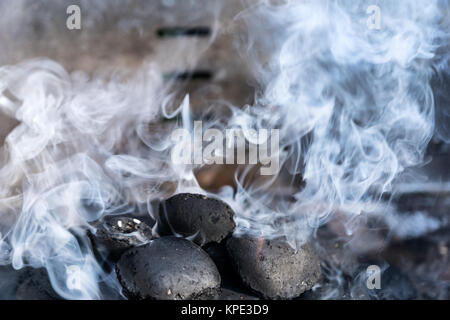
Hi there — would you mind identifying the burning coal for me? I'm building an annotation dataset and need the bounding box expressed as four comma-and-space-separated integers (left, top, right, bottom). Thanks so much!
0, 0, 449, 300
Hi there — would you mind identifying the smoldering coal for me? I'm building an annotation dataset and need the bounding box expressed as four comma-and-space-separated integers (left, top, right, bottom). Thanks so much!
226, 235, 322, 299
157, 193, 236, 246
115, 237, 221, 300
90, 216, 154, 261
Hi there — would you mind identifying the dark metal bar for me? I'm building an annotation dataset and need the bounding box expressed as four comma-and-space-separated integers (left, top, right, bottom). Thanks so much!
156, 27, 210, 38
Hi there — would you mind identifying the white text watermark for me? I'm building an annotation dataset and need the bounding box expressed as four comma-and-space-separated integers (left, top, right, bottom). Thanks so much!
171, 121, 280, 175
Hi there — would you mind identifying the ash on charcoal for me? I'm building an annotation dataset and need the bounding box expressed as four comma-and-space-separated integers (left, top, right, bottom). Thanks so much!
116, 236, 221, 300
157, 193, 235, 246
91, 216, 153, 261
227, 236, 322, 299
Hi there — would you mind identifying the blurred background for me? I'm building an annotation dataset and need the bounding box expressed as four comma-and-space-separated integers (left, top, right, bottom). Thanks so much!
0, 0, 260, 190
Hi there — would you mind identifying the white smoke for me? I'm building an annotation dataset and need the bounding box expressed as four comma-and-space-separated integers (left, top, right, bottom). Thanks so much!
225, 0, 449, 247
0, 0, 225, 299
0, 0, 448, 299
0, 59, 169, 299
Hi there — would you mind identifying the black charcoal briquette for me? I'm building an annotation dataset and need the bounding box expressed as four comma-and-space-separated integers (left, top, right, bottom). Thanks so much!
227, 236, 322, 299
91, 216, 153, 260
157, 193, 235, 245
116, 236, 221, 300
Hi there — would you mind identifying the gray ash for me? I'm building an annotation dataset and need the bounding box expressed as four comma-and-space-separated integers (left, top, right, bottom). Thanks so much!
91, 216, 154, 261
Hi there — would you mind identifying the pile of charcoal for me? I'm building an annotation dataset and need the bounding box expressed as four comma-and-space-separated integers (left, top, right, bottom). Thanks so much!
1, 192, 429, 300
97, 193, 323, 300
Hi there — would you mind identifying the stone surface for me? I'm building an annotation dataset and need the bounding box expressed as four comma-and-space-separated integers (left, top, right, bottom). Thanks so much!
116, 236, 221, 300
227, 236, 322, 299
157, 193, 235, 245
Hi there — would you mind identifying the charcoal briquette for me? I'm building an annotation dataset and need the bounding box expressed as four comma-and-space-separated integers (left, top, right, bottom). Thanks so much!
92, 216, 153, 260
116, 236, 221, 300
157, 193, 236, 245
227, 236, 322, 299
